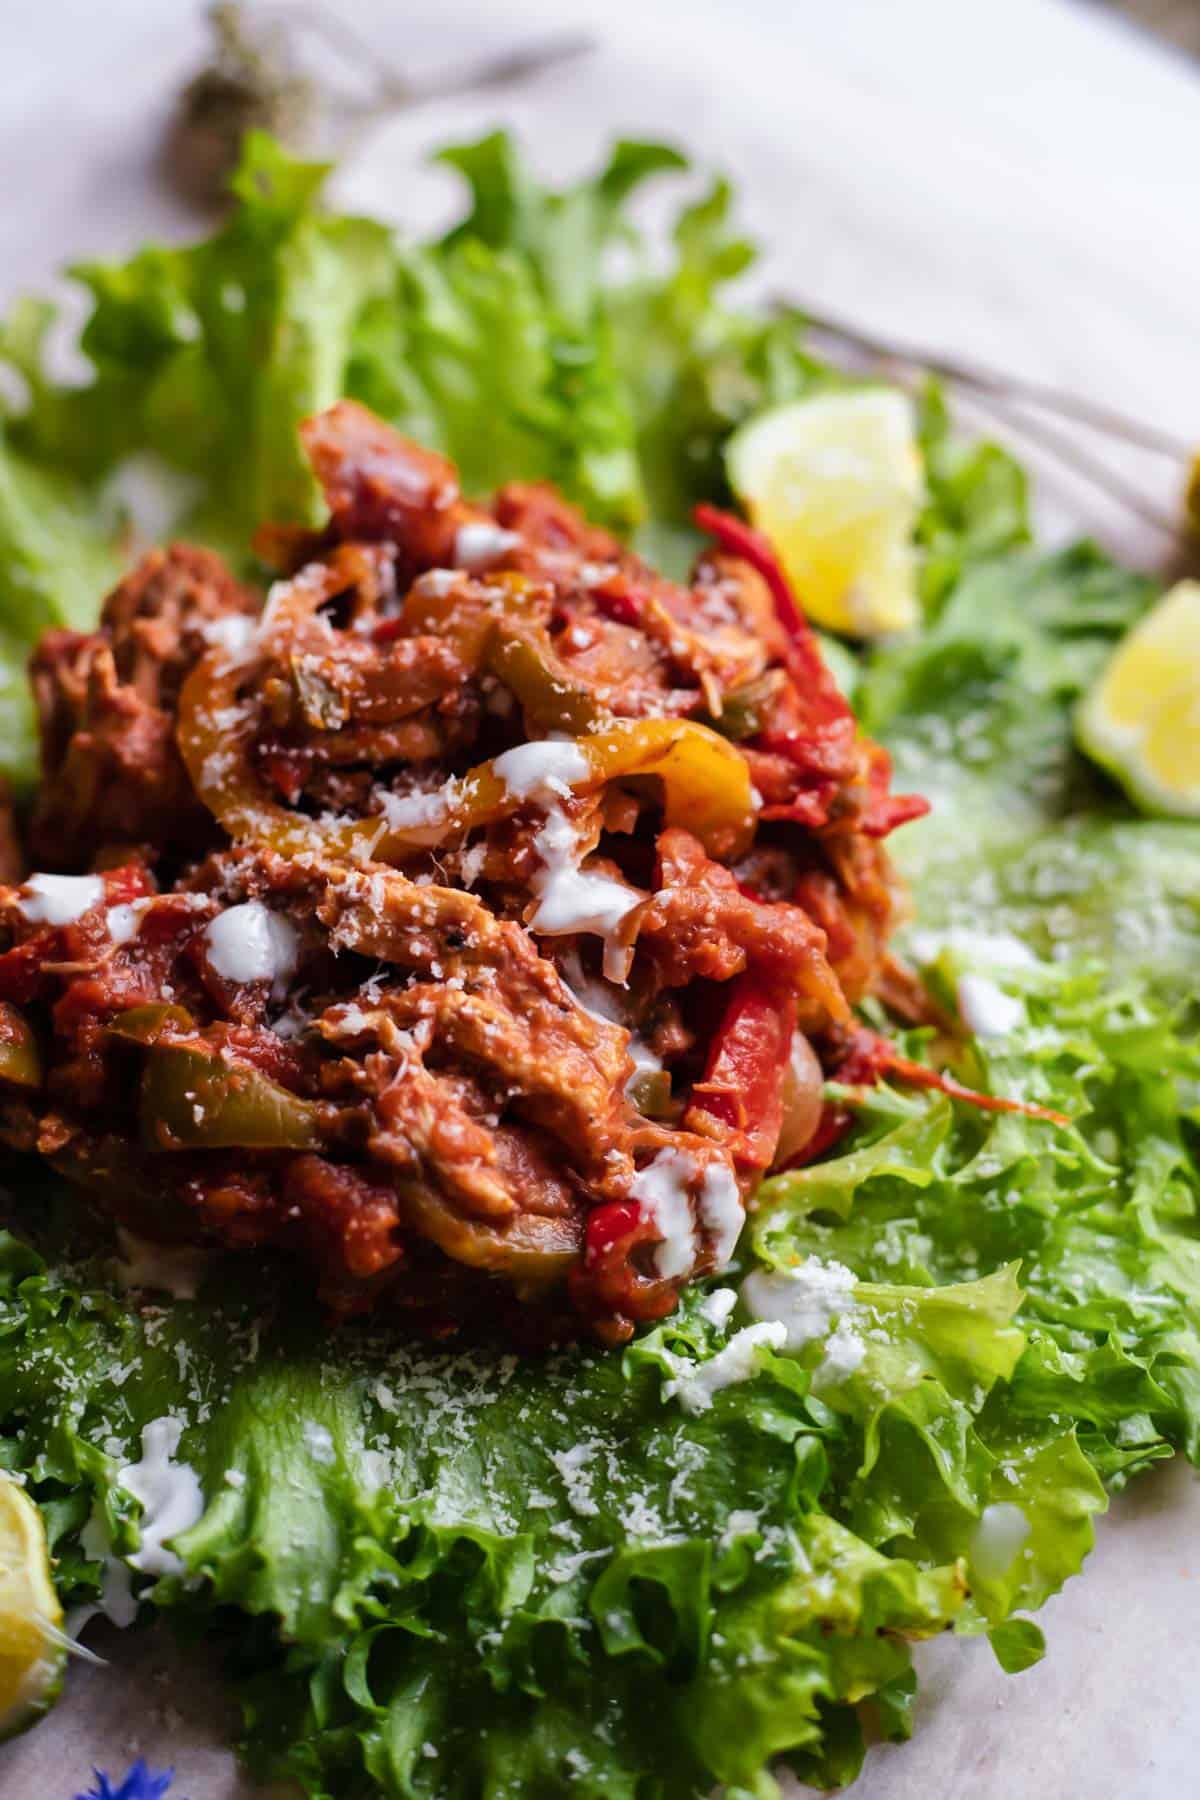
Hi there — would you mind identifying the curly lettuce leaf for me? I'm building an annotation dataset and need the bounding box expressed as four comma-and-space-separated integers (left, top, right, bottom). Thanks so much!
0, 1224, 971, 1799
0, 130, 1196, 1797
10, 935, 1189, 1800
0, 967, 1193, 1797
0, 130, 1036, 789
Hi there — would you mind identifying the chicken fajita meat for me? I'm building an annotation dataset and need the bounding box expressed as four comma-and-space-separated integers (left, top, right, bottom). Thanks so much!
0, 400, 929, 1342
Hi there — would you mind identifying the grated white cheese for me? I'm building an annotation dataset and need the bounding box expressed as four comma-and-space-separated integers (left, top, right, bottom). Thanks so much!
376, 785, 455, 832
697, 1163, 743, 1270
18, 872, 104, 925
454, 521, 521, 570
957, 973, 1025, 1039
204, 901, 299, 986
631, 1149, 698, 1280
741, 1258, 858, 1349
721, 1508, 762, 1546
549, 1443, 600, 1517
458, 840, 488, 887
200, 614, 257, 663
663, 1322, 787, 1414
812, 1314, 867, 1390
119, 1417, 205, 1579
114, 1229, 212, 1301
302, 1422, 335, 1466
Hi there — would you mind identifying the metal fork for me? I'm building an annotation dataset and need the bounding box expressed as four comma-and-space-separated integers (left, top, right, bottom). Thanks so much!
787, 297, 1195, 545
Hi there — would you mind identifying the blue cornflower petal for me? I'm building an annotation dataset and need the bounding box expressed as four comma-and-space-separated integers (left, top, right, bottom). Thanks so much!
74, 1759, 175, 1800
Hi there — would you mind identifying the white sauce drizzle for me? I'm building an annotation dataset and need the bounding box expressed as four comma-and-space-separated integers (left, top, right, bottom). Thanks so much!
204, 901, 299, 986
527, 810, 646, 981
17, 873, 104, 925
80, 1509, 137, 1629
413, 568, 459, 598
663, 1322, 788, 1414
493, 744, 646, 979
105, 900, 151, 946
454, 521, 521, 570
631, 1149, 699, 1279
957, 974, 1025, 1039
119, 1417, 205, 1579
493, 739, 589, 801
114, 1229, 213, 1301
697, 1163, 744, 1269
970, 1502, 1031, 1578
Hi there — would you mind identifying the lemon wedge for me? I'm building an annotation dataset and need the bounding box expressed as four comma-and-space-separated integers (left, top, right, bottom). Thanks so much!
726, 390, 923, 637
0, 1476, 65, 1740
1076, 580, 1200, 818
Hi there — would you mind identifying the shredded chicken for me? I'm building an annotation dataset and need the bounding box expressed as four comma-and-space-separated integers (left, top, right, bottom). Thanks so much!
0, 402, 928, 1343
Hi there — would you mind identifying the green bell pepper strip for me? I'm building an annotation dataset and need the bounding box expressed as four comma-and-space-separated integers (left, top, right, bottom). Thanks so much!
140, 1045, 327, 1152
0, 1002, 41, 1090
486, 623, 603, 734
107, 1004, 196, 1047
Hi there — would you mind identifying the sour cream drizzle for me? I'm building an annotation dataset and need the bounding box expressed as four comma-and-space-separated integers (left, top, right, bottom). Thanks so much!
17, 873, 104, 925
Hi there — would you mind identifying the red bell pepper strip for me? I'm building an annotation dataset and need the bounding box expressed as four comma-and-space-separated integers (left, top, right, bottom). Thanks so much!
693, 506, 930, 836
856, 743, 930, 836
570, 1199, 679, 1343
693, 503, 849, 713
838, 1027, 1070, 1128
685, 972, 797, 1169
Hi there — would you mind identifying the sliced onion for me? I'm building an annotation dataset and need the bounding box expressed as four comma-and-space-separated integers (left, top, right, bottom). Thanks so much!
772, 1029, 824, 1169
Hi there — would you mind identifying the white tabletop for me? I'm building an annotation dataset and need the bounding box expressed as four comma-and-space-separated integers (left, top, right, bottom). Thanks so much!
1, 3, 1198, 1795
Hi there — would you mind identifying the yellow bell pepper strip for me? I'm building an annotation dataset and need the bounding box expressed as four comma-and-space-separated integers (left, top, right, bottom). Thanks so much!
179, 640, 759, 864
139, 1045, 328, 1152
0, 1002, 41, 1090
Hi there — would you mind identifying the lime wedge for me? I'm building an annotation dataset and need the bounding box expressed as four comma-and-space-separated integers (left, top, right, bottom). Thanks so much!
0, 1476, 65, 1740
726, 390, 923, 637
1076, 580, 1200, 818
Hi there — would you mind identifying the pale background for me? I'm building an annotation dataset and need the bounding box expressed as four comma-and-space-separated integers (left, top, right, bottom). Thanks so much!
0, 2, 1198, 1795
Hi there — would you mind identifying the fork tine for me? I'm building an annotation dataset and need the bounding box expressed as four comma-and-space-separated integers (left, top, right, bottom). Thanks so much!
785, 296, 1192, 463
